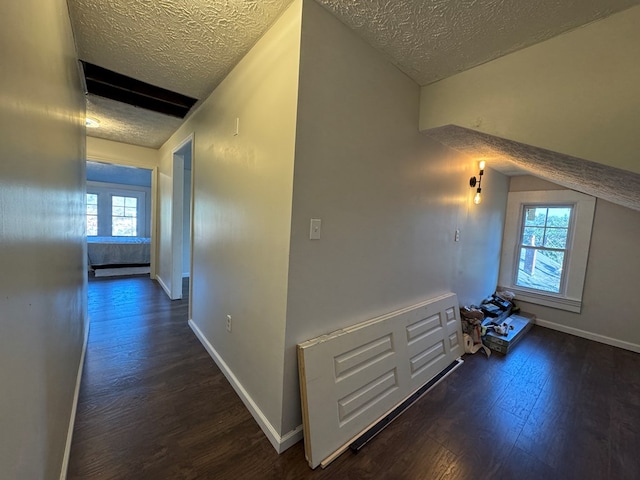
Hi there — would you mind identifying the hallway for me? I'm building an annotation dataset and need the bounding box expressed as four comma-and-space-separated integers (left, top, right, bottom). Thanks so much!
67, 276, 298, 478
68, 276, 640, 479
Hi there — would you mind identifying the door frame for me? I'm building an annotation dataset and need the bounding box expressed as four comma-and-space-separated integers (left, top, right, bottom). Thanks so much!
170, 133, 194, 301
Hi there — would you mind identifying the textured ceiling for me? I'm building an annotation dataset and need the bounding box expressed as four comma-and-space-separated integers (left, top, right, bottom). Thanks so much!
318, 0, 640, 85
424, 125, 640, 212
86, 94, 183, 149
69, 0, 293, 148
69, 0, 293, 99
67, 0, 639, 148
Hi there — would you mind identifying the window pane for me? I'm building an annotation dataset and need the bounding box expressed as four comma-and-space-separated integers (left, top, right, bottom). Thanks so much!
524, 207, 547, 226
87, 216, 98, 236
124, 197, 137, 208
124, 207, 137, 217
112, 217, 137, 236
86, 194, 98, 236
112, 206, 124, 216
544, 227, 568, 249
547, 207, 571, 227
516, 247, 564, 293
522, 227, 544, 247
112, 196, 124, 206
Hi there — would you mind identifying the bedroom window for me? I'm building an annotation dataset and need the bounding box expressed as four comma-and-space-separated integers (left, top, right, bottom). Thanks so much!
86, 193, 98, 236
86, 183, 147, 238
111, 195, 137, 236
515, 205, 572, 294
498, 190, 595, 313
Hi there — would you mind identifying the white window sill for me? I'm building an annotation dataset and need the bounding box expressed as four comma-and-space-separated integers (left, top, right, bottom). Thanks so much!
500, 285, 581, 313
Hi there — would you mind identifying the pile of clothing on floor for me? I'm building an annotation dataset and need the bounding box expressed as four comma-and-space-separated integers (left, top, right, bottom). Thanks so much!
460, 290, 517, 357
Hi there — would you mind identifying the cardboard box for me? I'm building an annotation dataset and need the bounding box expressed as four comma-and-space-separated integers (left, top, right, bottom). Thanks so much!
483, 312, 535, 354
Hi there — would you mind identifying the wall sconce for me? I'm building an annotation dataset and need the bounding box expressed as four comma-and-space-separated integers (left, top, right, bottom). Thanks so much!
85, 117, 100, 128
469, 160, 486, 205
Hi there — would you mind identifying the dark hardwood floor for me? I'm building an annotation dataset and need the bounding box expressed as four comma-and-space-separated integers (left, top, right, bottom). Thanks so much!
68, 276, 640, 479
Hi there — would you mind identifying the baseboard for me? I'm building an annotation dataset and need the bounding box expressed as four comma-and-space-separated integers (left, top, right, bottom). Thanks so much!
535, 318, 640, 353
155, 274, 171, 299
59, 316, 90, 480
94, 266, 150, 277
188, 319, 303, 453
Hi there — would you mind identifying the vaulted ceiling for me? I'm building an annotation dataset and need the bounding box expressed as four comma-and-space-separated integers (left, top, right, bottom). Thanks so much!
67, 0, 639, 149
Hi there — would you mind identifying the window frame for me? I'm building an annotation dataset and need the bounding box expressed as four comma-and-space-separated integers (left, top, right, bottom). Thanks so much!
499, 190, 595, 313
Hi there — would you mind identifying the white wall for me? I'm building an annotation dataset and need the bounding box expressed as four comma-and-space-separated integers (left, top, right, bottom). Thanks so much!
87, 136, 159, 170
157, 0, 302, 444
509, 176, 640, 351
183, 167, 191, 276
157, 169, 173, 285
280, 0, 509, 434
0, 0, 87, 478
419, 5, 640, 174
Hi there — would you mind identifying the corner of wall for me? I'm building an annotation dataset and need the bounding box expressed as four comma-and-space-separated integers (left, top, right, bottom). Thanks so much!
282, 0, 511, 437
156, 0, 304, 449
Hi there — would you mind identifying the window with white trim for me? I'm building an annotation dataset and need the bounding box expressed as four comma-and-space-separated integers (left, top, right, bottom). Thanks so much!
86, 182, 148, 238
515, 205, 573, 294
111, 195, 138, 236
499, 190, 595, 313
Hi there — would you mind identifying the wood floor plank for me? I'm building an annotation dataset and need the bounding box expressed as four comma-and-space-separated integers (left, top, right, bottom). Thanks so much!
493, 445, 557, 480
67, 277, 640, 479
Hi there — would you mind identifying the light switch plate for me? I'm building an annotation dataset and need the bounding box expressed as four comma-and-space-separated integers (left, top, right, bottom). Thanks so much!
310, 218, 321, 240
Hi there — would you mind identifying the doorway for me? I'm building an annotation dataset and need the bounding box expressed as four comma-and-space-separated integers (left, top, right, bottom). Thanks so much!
170, 135, 194, 301
86, 160, 154, 278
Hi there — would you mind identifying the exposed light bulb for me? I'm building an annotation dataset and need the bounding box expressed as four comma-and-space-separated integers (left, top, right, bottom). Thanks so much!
473, 190, 482, 205
479, 160, 486, 170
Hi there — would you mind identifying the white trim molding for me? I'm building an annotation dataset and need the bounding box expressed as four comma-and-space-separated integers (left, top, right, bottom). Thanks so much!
155, 274, 172, 299
536, 318, 640, 354
188, 319, 303, 453
60, 318, 90, 480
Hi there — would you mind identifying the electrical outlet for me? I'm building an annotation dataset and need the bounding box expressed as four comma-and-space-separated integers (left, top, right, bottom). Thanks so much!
226, 315, 232, 333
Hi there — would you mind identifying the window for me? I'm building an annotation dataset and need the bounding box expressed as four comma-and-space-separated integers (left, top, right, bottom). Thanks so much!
111, 195, 137, 236
86, 182, 148, 237
515, 205, 573, 294
86, 193, 98, 236
499, 190, 595, 313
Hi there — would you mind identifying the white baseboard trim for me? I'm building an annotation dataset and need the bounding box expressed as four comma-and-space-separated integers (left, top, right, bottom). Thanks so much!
188, 319, 303, 453
94, 266, 150, 277
536, 318, 640, 353
280, 425, 304, 452
59, 316, 90, 480
155, 274, 171, 299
